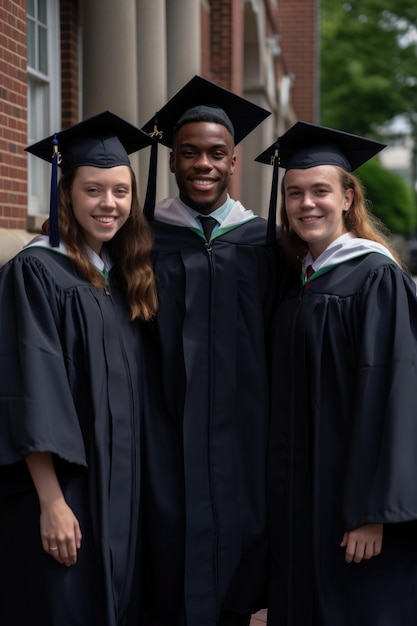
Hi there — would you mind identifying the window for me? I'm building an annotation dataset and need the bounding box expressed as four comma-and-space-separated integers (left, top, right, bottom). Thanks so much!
27, 0, 61, 216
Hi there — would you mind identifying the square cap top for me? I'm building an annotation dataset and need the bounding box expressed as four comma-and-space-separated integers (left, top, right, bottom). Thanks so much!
141, 75, 271, 148
255, 121, 386, 172
26, 110, 154, 173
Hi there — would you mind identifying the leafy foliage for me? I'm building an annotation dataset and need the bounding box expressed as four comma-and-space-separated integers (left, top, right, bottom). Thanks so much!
356, 159, 417, 234
320, 0, 417, 232
321, 0, 417, 136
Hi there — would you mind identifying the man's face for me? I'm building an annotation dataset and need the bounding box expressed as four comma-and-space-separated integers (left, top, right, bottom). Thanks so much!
170, 121, 236, 214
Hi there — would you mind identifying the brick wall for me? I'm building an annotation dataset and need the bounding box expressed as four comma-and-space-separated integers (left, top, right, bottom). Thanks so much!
0, 0, 79, 231
209, 0, 243, 94
208, 0, 319, 124
201, 1, 211, 78
210, 0, 234, 88
278, 0, 319, 122
60, 0, 80, 128
0, 0, 319, 231
0, 0, 27, 229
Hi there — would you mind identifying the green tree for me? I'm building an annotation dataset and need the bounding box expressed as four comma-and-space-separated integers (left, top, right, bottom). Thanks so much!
357, 159, 416, 234
320, 0, 417, 234
321, 0, 417, 137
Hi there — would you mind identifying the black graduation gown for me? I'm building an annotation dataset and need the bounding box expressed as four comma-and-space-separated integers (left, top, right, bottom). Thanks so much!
141, 218, 281, 626
267, 252, 417, 626
0, 247, 144, 626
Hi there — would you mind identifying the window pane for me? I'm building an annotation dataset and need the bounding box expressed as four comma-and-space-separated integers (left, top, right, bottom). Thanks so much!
38, 25, 48, 74
27, 0, 35, 18
27, 19, 36, 69
38, 0, 47, 24
27, 0, 61, 217
28, 77, 50, 215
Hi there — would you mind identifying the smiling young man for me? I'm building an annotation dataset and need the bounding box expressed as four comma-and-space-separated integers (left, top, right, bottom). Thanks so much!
170, 120, 236, 213
139, 77, 288, 626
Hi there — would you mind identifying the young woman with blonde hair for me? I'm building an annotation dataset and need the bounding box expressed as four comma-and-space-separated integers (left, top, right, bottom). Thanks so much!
257, 122, 417, 626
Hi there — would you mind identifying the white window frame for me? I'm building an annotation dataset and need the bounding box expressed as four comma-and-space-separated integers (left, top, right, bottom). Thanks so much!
27, 0, 61, 217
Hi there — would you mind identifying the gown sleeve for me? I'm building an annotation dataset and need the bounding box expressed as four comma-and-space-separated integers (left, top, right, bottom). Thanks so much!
343, 263, 417, 529
0, 254, 87, 481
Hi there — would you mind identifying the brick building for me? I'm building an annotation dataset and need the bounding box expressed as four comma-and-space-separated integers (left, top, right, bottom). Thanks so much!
0, 0, 319, 263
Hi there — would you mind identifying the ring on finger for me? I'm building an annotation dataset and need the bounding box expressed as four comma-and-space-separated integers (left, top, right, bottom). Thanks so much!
49, 546, 58, 551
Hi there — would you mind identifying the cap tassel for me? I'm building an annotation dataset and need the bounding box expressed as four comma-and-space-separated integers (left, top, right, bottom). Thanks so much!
49, 134, 60, 247
266, 148, 279, 244
143, 140, 158, 221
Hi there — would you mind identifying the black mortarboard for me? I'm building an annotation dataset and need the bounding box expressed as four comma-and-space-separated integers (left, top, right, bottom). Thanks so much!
26, 111, 154, 246
255, 121, 386, 243
142, 75, 271, 149
140, 75, 271, 218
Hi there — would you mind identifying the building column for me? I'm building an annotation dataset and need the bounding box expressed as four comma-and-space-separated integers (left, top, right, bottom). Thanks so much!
166, 0, 201, 93
80, 0, 140, 175
166, 0, 202, 197
243, 0, 277, 217
136, 0, 169, 205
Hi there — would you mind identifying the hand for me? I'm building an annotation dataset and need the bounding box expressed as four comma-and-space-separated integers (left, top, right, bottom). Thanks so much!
25, 453, 82, 567
39, 496, 82, 567
340, 524, 383, 563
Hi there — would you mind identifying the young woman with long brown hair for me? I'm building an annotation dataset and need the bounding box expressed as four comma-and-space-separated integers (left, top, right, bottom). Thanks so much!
0, 112, 157, 626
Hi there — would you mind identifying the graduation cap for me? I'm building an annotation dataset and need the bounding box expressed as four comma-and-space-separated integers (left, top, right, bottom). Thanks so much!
140, 75, 271, 219
26, 110, 154, 247
255, 121, 386, 243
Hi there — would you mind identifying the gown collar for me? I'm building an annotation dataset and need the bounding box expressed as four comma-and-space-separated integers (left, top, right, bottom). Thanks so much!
24, 234, 113, 273
302, 232, 397, 278
154, 195, 256, 230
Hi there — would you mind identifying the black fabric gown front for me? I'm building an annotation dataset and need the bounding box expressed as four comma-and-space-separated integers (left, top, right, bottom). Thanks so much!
267, 252, 417, 626
0, 247, 144, 626
141, 218, 283, 626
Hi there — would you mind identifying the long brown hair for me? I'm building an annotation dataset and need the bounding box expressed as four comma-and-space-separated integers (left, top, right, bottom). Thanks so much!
279, 166, 404, 269
44, 167, 157, 320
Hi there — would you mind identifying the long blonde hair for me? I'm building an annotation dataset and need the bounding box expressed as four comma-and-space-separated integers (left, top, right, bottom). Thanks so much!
44, 167, 157, 320
279, 166, 404, 269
